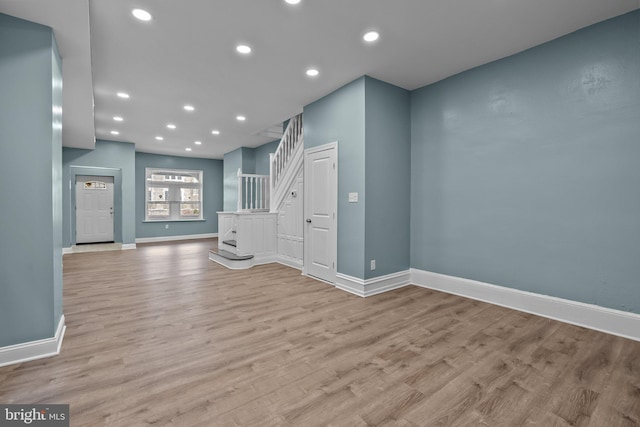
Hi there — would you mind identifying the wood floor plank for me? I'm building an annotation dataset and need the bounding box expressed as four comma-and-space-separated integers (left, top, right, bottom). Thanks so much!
1, 239, 639, 426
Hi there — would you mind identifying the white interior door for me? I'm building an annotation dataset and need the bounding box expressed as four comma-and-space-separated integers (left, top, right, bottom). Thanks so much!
76, 175, 114, 244
304, 143, 337, 283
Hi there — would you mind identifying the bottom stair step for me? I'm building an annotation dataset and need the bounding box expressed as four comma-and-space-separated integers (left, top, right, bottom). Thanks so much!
210, 248, 253, 261
209, 248, 255, 270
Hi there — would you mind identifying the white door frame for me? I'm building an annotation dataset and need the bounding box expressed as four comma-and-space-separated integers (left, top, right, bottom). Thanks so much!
303, 141, 338, 284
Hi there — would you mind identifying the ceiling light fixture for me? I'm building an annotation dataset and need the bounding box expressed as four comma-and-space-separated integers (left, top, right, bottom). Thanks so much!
363, 31, 380, 42
167, 124, 176, 129
285, 0, 301, 4
132, 8, 152, 21
194, 141, 202, 145
117, 92, 130, 99
185, 148, 192, 151
183, 105, 195, 111
110, 130, 119, 135
211, 130, 220, 135
236, 115, 246, 121
155, 136, 163, 141
236, 44, 252, 54
306, 68, 319, 77
113, 116, 123, 121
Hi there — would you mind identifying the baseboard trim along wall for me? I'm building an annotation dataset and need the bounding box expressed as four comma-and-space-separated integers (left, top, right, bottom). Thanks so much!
0, 315, 66, 368
276, 255, 303, 271
63, 243, 137, 254
410, 269, 640, 342
335, 270, 411, 297
135, 233, 218, 244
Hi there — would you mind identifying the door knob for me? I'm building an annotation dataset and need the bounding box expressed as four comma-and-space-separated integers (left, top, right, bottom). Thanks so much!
306, 218, 312, 223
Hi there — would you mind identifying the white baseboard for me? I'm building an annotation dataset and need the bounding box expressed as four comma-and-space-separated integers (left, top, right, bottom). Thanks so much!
276, 255, 303, 270
63, 243, 136, 253
410, 269, 640, 342
252, 253, 277, 266
136, 233, 218, 244
0, 315, 66, 368
335, 270, 411, 298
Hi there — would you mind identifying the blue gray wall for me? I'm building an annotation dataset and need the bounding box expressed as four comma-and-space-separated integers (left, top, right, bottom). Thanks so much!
304, 77, 411, 280
410, 10, 640, 313
62, 140, 136, 246
135, 152, 223, 238
304, 77, 367, 278
0, 14, 63, 346
255, 139, 279, 175
364, 77, 411, 279
223, 147, 243, 211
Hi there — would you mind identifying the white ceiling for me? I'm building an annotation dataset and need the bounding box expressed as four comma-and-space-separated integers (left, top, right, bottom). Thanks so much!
2, 0, 638, 159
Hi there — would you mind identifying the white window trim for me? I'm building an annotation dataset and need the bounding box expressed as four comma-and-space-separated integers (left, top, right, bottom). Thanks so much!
145, 168, 203, 221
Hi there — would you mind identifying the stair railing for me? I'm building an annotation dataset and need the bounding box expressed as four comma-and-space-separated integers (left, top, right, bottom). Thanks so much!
237, 168, 270, 211
269, 113, 303, 201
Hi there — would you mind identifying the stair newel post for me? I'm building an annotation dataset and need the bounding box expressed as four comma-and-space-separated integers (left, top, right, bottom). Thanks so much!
250, 177, 255, 210
245, 175, 249, 210
237, 168, 242, 212
266, 176, 271, 212
257, 177, 261, 210
269, 153, 275, 211
255, 177, 258, 209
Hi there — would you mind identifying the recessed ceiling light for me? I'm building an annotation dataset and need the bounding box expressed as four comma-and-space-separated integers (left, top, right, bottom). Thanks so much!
236, 44, 252, 54
167, 124, 176, 129
211, 130, 220, 135
132, 8, 152, 21
110, 131, 119, 135
113, 116, 123, 121
236, 115, 246, 121
363, 31, 380, 42
285, 0, 301, 4
194, 141, 202, 145
184, 105, 195, 111
185, 148, 192, 152
306, 68, 319, 77
155, 136, 163, 141
117, 92, 130, 99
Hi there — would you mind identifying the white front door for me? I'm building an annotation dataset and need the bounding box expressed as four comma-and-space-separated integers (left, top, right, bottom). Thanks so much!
304, 143, 337, 283
76, 175, 114, 244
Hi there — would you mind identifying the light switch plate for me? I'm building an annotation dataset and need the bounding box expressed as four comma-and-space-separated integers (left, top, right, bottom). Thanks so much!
348, 192, 358, 203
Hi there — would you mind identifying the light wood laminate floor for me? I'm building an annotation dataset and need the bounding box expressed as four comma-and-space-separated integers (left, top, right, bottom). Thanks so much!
1, 239, 638, 426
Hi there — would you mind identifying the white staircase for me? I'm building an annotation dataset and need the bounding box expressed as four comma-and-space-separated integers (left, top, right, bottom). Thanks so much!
270, 113, 303, 212
210, 113, 304, 269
